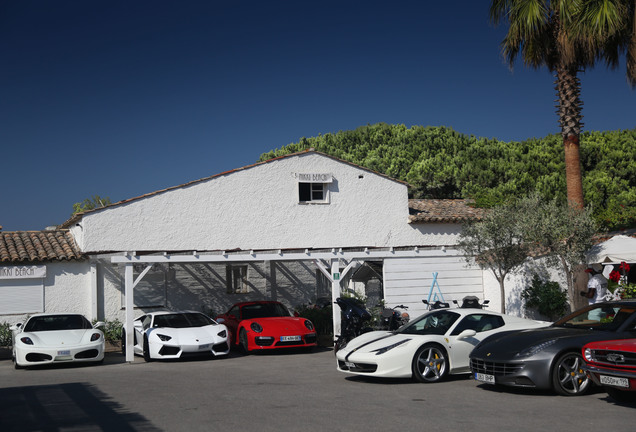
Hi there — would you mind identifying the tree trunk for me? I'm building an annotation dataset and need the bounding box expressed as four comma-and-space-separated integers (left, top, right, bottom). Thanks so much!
498, 277, 506, 314
563, 134, 584, 209
555, 67, 585, 209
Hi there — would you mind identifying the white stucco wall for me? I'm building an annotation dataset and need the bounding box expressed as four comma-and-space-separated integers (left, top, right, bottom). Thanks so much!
71, 152, 459, 253
0, 260, 91, 325
482, 257, 577, 318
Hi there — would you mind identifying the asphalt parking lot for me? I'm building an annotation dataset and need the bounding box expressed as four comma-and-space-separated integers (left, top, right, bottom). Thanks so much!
0, 347, 634, 432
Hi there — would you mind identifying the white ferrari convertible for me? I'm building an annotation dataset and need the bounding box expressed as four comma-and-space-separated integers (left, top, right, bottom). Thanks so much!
336, 307, 549, 382
11, 314, 105, 369
124, 311, 230, 361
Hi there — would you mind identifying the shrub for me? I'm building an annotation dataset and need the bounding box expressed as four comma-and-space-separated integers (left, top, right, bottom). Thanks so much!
93, 318, 123, 344
521, 275, 568, 321
0, 322, 12, 347
618, 283, 636, 299
295, 305, 333, 336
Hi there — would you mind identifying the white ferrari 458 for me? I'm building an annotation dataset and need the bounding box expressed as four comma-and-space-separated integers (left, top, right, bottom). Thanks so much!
123, 311, 230, 361
11, 313, 105, 369
336, 307, 549, 383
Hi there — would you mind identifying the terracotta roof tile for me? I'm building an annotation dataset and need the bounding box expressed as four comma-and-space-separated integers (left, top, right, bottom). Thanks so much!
408, 199, 485, 223
0, 230, 83, 263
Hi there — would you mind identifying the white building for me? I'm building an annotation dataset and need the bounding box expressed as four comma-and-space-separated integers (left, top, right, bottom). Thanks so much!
1, 151, 498, 340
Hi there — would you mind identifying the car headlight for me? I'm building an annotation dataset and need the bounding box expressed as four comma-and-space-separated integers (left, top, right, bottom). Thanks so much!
250, 322, 263, 333
156, 333, 172, 342
583, 347, 594, 362
218, 329, 227, 338
20, 337, 33, 345
372, 339, 411, 355
90, 332, 102, 342
515, 339, 557, 358
304, 320, 314, 331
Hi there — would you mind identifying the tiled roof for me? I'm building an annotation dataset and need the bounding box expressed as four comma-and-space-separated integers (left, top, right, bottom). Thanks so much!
408, 199, 485, 223
0, 230, 83, 263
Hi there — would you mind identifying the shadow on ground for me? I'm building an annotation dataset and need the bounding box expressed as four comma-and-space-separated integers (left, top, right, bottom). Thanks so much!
0, 382, 160, 432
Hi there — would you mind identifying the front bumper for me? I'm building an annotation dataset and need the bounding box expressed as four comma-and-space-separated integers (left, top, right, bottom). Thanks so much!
469, 356, 553, 389
248, 333, 317, 350
583, 365, 636, 390
335, 348, 413, 378
154, 340, 230, 358
15, 341, 105, 367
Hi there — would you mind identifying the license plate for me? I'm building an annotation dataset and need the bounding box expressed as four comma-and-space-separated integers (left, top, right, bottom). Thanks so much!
198, 344, 211, 350
345, 361, 356, 368
600, 375, 629, 388
57, 350, 71, 356
280, 335, 301, 342
475, 372, 495, 384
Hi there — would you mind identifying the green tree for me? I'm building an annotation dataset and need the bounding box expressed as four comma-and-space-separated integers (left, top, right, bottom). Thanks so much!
72, 195, 112, 215
457, 201, 529, 313
489, 0, 636, 209
516, 193, 598, 311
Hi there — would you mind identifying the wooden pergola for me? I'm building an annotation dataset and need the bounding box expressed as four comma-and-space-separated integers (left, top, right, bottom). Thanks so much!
112, 246, 441, 362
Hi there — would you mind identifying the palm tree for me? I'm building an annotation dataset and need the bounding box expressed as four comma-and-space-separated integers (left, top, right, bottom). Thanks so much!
490, 0, 635, 209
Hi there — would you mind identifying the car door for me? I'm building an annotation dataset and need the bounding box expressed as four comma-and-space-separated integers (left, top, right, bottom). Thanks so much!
132, 315, 148, 354
447, 313, 505, 372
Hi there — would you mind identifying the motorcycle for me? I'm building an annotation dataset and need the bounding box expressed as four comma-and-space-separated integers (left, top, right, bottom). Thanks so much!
422, 299, 450, 310
377, 304, 410, 330
452, 295, 489, 309
333, 297, 373, 353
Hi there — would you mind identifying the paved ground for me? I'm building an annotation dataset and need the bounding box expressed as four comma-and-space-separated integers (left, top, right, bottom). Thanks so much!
0, 347, 634, 432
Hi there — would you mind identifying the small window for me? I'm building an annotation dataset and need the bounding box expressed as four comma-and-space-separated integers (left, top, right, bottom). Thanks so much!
299, 182, 327, 203
226, 265, 249, 294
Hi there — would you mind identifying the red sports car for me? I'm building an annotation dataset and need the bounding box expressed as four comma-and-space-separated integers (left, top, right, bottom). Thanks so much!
582, 338, 636, 403
216, 301, 317, 353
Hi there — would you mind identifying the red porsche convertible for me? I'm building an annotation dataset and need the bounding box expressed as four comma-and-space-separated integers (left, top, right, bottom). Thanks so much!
216, 301, 317, 353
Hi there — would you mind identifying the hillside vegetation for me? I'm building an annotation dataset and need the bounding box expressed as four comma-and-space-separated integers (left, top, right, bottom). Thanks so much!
260, 123, 636, 230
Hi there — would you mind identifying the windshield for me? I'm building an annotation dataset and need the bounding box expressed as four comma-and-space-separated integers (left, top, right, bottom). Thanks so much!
24, 315, 92, 332
241, 303, 291, 319
398, 310, 460, 336
152, 313, 215, 328
554, 304, 636, 332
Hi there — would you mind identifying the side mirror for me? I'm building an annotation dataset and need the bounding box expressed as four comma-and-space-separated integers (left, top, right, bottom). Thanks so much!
93, 321, 106, 329
456, 329, 477, 340
10, 323, 22, 332
216, 318, 225, 324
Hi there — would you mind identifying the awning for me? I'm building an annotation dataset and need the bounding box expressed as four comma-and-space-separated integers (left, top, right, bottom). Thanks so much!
587, 235, 636, 264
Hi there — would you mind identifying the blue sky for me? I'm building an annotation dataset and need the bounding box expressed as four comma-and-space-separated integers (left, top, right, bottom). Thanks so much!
1, 1, 634, 231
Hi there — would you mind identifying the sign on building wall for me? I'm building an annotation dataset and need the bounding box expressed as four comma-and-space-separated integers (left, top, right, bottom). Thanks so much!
296, 173, 333, 183
0, 265, 46, 280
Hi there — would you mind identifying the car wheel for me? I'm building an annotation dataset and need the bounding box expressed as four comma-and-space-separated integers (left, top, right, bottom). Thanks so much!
605, 386, 636, 403
143, 335, 153, 362
551, 352, 591, 396
412, 344, 448, 383
239, 328, 250, 355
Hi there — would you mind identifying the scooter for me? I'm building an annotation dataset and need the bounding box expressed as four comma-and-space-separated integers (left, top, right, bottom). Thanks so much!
333, 297, 373, 353
378, 304, 410, 330
453, 296, 489, 309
